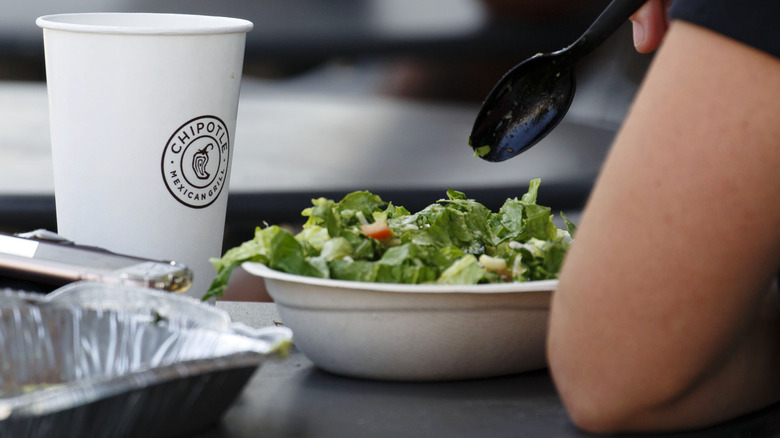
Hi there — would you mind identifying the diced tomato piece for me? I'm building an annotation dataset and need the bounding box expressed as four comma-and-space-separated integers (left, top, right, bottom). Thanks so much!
360, 220, 393, 240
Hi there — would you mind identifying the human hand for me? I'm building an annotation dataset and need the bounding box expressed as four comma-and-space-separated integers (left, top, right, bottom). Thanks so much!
629, 0, 674, 53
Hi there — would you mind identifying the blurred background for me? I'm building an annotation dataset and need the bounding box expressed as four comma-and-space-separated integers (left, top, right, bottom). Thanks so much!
0, 0, 652, 251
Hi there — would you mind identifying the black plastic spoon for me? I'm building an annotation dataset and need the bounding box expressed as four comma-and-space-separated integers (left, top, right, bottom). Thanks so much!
469, 0, 646, 162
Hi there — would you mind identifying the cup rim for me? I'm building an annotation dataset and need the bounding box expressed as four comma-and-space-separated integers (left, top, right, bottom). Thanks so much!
36, 12, 253, 35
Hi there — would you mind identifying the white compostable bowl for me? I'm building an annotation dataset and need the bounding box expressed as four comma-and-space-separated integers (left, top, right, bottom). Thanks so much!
243, 262, 556, 382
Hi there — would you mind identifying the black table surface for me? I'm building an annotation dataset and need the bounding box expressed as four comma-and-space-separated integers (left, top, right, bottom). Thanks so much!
193, 347, 780, 438
1, 286, 778, 438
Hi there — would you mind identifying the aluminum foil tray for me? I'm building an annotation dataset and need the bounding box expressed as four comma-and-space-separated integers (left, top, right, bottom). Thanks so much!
0, 282, 293, 438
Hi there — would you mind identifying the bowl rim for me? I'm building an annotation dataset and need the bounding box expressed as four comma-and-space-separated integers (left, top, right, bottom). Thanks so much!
242, 262, 558, 294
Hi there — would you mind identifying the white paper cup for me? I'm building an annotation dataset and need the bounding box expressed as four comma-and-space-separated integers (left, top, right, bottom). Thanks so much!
37, 13, 253, 299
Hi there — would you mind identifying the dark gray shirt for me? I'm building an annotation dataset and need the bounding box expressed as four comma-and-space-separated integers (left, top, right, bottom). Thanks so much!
670, 0, 780, 59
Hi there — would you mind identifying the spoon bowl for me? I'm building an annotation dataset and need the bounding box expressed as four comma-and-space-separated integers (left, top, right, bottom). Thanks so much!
470, 0, 645, 162
470, 52, 576, 162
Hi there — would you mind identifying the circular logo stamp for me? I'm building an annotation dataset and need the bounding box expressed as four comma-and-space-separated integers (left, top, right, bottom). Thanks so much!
161, 116, 230, 209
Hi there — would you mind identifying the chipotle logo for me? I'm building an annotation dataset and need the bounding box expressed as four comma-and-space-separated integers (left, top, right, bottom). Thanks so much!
161, 115, 230, 209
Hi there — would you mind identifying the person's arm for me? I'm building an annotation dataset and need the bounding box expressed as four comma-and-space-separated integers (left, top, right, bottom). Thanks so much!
546, 18, 780, 434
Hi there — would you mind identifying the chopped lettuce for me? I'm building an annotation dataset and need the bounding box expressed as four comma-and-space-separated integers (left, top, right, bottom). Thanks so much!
203, 179, 574, 301
473, 145, 491, 158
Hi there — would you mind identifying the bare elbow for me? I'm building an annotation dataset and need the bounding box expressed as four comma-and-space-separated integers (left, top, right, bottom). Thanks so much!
549, 366, 641, 435
546, 346, 726, 435
556, 390, 638, 435
545, 298, 695, 433
552, 375, 705, 435
546, 338, 673, 434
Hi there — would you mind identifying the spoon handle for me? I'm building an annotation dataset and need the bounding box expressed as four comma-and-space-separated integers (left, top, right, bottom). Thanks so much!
566, 0, 646, 60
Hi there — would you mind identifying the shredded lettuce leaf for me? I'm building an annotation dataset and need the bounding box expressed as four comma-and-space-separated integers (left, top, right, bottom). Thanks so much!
203, 179, 574, 301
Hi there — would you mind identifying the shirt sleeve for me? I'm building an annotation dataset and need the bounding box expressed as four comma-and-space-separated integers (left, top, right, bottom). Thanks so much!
669, 0, 780, 59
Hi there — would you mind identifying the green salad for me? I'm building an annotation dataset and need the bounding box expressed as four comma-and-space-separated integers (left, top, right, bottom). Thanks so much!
204, 179, 576, 301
